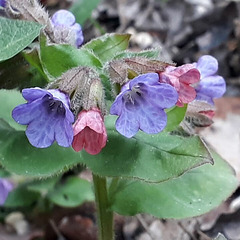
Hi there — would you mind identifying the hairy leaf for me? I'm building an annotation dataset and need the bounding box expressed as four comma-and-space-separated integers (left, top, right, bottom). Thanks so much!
0, 17, 43, 61
109, 150, 238, 218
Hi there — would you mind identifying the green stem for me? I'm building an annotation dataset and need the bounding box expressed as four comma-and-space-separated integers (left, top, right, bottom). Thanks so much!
93, 173, 114, 240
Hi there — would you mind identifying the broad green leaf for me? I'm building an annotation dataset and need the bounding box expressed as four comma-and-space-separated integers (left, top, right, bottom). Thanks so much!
83, 33, 131, 63
70, 0, 100, 25
40, 36, 102, 79
0, 90, 26, 130
0, 113, 211, 183
47, 177, 94, 207
0, 17, 43, 61
109, 150, 238, 218
4, 184, 40, 207
165, 105, 187, 132
80, 116, 213, 182
0, 127, 80, 177
114, 49, 160, 60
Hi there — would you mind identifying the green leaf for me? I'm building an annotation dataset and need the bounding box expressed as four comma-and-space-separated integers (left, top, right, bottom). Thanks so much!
0, 113, 211, 183
70, 0, 100, 25
165, 105, 187, 132
0, 54, 48, 90
27, 177, 59, 195
47, 176, 94, 207
80, 116, 213, 182
113, 49, 160, 60
0, 167, 11, 177
0, 17, 43, 62
40, 36, 102, 79
109, 150, 238, 218
22, 47, 49, 82
0, 90, 26, 130
0, 128, 81, 177
100, 73, 114, 101
4, 184, 40, 207
83, 33, 131, 63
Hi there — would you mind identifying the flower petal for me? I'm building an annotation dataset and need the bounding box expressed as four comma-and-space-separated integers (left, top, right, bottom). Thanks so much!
196, 76, 226, 98
129, 72, 159, 88
141, 83, 178, 109
170, 64, 195, 77
0, 0, 6, 7
195, 93, 214, 105
197, 55, 218, 78
178, 83, 196, 104
84, 127, 107, 155
139, 108, 167, 134
72, 23, 84, 47
0, 178, 13, 205
72, 130, 85, 152
22, 88, 48, 102
115, 106, 139, 138
110, 92, 125, 116
12, 99, 43, 125
179, 69, 200, 84
86, 109, 105, 134
51, 10, 75, 27
55, 118, 73, 147
26, 114, 55, 148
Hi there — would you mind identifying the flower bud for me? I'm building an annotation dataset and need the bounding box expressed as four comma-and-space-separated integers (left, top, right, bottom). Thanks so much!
72, 108, 107, 155
50, 67, 105, 117
108, 56, 175, 86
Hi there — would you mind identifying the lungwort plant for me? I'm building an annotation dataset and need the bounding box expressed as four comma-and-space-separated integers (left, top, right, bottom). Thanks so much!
0, 1, 237, 239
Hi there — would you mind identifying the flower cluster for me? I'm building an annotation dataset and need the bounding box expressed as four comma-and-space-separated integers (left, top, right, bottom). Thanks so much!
12, 54, 225, 153
158, 64, 200, 107
51, 10, 84, 48
12, 88, 106, 155
111, 55, 226, 137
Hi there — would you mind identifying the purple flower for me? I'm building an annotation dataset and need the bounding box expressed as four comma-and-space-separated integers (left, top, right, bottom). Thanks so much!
195, 55, 226, 105
51, 9, 84, 48
12, 88, 74, 148
0, 178, 13, 205
0, 0, 6, 7
110, 73, 178, 138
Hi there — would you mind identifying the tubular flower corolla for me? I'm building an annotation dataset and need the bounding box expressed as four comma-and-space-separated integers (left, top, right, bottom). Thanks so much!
72, 108, 107, 155
110, 73, 178, 138
194, 55, 226, 105
12, 88, 74, 148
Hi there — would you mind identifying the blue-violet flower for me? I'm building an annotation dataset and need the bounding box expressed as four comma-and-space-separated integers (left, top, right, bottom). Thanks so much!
110, 73, 178, 138
0, 178, 13, 205
12, 88, 74, 148
0, 0, 5, 7
194, 55, 226, 105
51, 9, 84, 48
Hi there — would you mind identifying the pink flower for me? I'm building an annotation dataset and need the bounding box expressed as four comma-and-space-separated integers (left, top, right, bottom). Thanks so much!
72, 108, 107, 155
158, 64, 200, 107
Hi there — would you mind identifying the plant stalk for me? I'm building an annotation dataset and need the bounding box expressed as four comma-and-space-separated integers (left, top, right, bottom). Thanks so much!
93, 173, 114, 240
